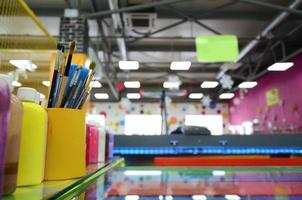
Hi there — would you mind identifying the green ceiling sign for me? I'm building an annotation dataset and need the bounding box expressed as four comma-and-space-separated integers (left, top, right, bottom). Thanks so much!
195, 35, 239, 62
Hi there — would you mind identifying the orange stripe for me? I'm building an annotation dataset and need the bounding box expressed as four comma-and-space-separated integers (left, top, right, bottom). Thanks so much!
154, 157, 302, 166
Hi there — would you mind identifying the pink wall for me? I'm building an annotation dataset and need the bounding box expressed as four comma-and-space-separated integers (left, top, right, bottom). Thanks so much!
229, 54, 302, 133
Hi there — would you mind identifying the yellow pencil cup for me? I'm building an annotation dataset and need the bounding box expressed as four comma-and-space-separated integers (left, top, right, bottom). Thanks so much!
45, 108, 86, 180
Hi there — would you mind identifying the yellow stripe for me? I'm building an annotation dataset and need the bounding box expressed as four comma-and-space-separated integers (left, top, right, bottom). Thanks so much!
0, 49, 56, 53
16, 0, 57, 45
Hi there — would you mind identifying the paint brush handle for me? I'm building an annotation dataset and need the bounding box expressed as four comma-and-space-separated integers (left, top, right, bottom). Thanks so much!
68, 80, 83, 108
56, 76, 68, 108
52, 75, 62, 107
64, 55, 72, 76
78, 92, 89, 109
48, 48, 64, 107
48, 70, 58, 108
64, 41, 76, 76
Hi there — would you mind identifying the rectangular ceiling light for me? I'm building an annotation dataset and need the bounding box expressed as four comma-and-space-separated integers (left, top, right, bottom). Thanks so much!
89, 81, 102, 88
219, 93, 235, 99
238, 81, 257, 88
125, 195, 140, 200
127, 93, 141, 99
225, 195, 241, 200
119, 61, 139, 70
201, 81, 219, 88
170, 61, 191, 70
267, 62, 294, 71
163, 81, 180, 89
192, 195, 207, 200
94, 93, 109, 99
212, 170, 225, 176
124, 170, 162, 176
189, 93, 203, 99
124, 81, 141, 88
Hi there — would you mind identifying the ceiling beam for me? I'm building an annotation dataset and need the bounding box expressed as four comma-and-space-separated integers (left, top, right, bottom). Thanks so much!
239, 0, 302, 16
238, 0, 302, 61
89, 0, 119, 100
108, 0, 128, 61
116, 72, 217, 80
164, 4, 222, 35
195, 1, 238, 18
230, 46, 302, 94
84, 0, 192, 18
126, 19, 188, 46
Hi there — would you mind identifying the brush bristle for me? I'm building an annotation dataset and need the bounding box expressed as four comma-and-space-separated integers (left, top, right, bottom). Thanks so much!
69, 40, 76, 53
89, 61, 96, 70
57, 43, 63, 50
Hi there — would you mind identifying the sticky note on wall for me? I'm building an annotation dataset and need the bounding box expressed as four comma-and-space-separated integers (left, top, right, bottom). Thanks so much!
196, 35, 239, 62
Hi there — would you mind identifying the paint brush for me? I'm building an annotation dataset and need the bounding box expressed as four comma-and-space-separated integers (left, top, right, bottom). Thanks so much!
67, 67, 89, 108
48, 43, 64, 108
62, 66, 82, 108
57, 40, 76, 107
77, 89, 90, 109
54, 52, 67, 107
64, 40, 76, 77
74, 62, 96, 108
85, 61, 96, 90
51, 46, 65, 107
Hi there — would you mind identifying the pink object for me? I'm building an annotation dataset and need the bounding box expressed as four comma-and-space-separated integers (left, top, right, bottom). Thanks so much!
86, 124, 99, 165
115, 82, 125, 91
230, 53, 302, 133
0, 80, 10, 196
3, 94, 23, 195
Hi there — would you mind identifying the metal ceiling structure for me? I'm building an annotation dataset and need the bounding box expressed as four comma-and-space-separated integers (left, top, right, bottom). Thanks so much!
24, 0, 302, 102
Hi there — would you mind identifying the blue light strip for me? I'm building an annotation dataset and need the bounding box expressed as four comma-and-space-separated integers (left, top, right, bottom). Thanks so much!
113, 146, 302, 155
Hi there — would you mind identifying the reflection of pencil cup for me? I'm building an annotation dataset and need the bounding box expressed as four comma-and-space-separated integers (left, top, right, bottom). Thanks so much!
45, 108, 86, 180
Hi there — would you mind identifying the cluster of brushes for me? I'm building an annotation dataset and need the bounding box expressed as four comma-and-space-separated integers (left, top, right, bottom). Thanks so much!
47, 41, 96, 109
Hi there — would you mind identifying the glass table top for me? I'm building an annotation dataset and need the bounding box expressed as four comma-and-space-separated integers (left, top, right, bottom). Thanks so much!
80, 166, 302, 200
1, 159, 124, 200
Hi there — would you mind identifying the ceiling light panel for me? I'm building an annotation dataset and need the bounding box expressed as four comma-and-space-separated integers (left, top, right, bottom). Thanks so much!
90, 81, 102, 88
201, 81, 219, 88
267, 62, 293, 71
219, 93, 235, 99
238, 81, 257, 88
124, 81, 141, 88
189, 93, 203, 99
163, 82, 181, 89
94, 93, 109, 99
170, 61, 191, 70
127, 93, 141, 99
119, 61, 139, 70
